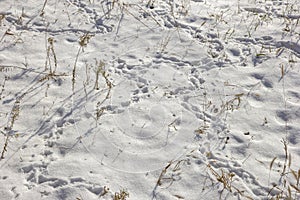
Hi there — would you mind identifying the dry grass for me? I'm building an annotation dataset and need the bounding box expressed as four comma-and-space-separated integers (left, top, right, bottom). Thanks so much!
0, 1, 299, 199
113, 189, 129, 200
72, 33, 94, 92
207, 164, 254, 200
1, 93, 24, 159
267, 141, 300, 199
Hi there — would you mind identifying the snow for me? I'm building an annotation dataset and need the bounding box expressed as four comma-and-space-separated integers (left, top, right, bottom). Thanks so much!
0, 0, 299, 199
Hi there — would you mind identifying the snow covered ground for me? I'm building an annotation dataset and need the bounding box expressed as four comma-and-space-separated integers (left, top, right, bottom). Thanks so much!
0, 0, 299, 199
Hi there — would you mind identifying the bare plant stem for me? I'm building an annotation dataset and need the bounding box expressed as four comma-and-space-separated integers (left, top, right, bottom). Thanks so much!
40, 0, 48, 16
72, 33, 93, 93
0, 134, 9, 160
72, 46, 82, 93
0, 93, 24, 160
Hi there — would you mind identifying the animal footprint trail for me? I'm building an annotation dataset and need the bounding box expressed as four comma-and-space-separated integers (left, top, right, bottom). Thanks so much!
0, 0, 299, 199
75, 62, 202, 172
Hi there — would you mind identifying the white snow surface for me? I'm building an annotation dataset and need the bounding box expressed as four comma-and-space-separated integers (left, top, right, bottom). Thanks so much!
0, 0, 300, 199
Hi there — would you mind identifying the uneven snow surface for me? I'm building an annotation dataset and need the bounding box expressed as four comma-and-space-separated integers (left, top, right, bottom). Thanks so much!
0, 0, 300, 199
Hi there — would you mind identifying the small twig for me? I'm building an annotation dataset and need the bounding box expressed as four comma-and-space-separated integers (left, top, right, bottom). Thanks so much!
0, 134, 9, 160
114, 4, 125, 40
40, 0, 48, 16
